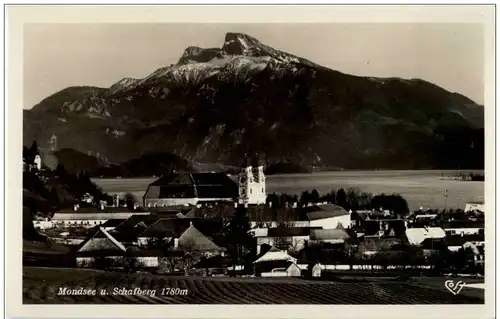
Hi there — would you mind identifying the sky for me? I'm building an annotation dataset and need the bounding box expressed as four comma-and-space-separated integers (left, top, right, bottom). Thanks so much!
23, 23, 484, 109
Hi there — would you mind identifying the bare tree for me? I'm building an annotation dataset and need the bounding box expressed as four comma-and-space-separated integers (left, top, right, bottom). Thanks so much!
179, 238, 200, 270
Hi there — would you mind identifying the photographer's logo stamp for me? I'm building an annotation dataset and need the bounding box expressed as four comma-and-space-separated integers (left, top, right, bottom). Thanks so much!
445, 280, 466, 295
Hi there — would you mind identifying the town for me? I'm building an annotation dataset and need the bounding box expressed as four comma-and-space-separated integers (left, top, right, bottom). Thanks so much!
24, 147, 485, 280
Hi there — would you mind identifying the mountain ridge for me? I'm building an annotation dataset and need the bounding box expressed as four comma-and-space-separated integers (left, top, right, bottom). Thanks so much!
23, 32, 484, 170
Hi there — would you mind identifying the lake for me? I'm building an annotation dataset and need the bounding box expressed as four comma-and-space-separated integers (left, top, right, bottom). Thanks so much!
92, 170, 484, 211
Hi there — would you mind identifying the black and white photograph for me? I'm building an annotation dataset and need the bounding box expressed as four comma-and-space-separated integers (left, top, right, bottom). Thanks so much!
5, 3, 496, 318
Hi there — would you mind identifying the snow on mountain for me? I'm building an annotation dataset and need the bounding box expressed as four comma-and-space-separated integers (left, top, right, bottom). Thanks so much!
109, 77, 140, 94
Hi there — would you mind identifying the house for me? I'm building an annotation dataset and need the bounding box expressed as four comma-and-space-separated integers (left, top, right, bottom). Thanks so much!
311, 262, 322, 277
405, 227, 446, 245
142, 173, 238, 207
135, 217, 224, 250
419, 238, 447, 256
357, 237, 402, 256
257, 260, 302, 277
100, 219, 126, 231
177, 222, 225, 257
77, 248, 185, 270
191, 255, 232, 277
136, 218, 187, 247
253, 246, 300, 277
305, 204, 351, 229
254, 246, 297, 263
445, 234, 485, 252
362, 219, 406, 238
250, 221, 310, 228
50, 210, 150, 229
464, 202, 484, 213
76, 227, 127, 253
414, 213, 438, 220
75, 227, 127, 267
441, 220, 484, 236
253, 227, 318, 254
309, 227, 353, 246
112, 214, 163, 243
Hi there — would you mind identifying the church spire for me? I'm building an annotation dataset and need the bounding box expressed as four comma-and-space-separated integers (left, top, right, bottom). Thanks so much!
241, 152, 249, 168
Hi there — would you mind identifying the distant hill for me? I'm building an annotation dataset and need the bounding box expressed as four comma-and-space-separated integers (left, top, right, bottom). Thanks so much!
24, 32, 484, 170
93, 152, 194, 177
51, 148, 104, 174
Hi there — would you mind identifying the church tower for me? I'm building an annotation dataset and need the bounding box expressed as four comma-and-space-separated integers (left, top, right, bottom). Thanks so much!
238, 153, 266, 205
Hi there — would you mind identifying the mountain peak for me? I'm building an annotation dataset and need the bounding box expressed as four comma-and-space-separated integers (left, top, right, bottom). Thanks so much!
222, 32, 262, 55
182, 46, 205, 58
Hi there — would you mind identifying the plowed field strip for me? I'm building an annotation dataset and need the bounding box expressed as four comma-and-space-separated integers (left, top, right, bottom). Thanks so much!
265, 283, 315, 304
194, 279, 228, 303
262, 283, 301, 304
284, 283, 336, 304
223, 281, 268, 304
317, 283, 366, 304
368, 283, 415, 304
210, 279, 247, 303
238, 282, 287, 304
184, 279, 208, 304
383, 284, 435, 304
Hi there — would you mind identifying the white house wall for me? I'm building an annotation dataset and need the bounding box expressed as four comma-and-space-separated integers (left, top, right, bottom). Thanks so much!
144, 197, 234, 207
465, 203, 484, 212
444, 228, 482, 235
309, 215, 350, 229
256, 236, 308, 254
250, 221, 310, 228
76, 256, 159, 268
52, 212, 147, 220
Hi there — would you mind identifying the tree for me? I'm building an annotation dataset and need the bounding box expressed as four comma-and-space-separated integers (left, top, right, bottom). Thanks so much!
266, 193, 279, 209
223, 205, 254, 275
336, 188, 347, 209
48, 188, 60, 207
345, 187, 361, 210
124, 192, 136, 210
310, 189, 320, 203
370, 194, 409, 215
29, 140, 39, 158
55, 164, 68, 178
300, 190, 311, 206
324, 190, 336, 204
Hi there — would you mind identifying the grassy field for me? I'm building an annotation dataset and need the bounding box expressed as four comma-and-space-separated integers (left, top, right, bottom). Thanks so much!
23, 267, 483, 304
92, 170, 484, 210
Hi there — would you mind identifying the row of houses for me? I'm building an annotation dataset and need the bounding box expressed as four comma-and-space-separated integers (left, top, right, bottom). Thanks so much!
52, 202, 484, 277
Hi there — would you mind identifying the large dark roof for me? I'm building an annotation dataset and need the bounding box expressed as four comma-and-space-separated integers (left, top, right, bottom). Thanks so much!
146, 173, 238, 199
114, 214, 160, 231
138, 218, 188, 238
100, 219, 126, 228
445, 234, 485, 247
138, 218, 224, 239
305, 204, 349, 221
420, 238, 447, 250
441, 220, 485, 229
267, 227, 319, 238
